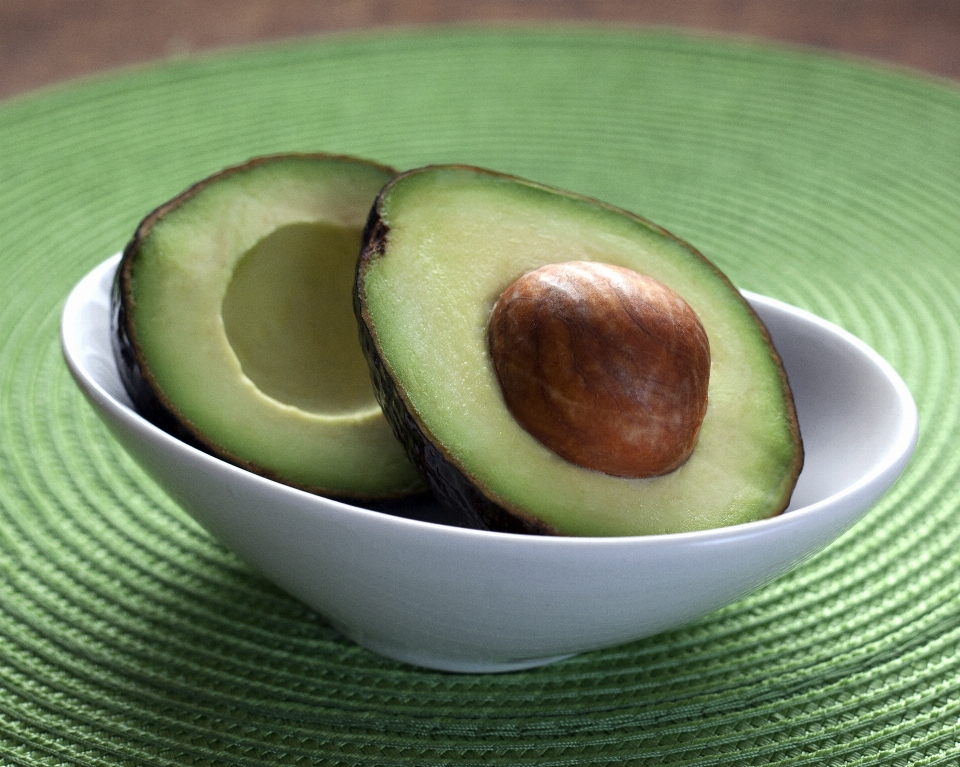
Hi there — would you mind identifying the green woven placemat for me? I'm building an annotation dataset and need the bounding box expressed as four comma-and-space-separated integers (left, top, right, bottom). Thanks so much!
1, 25, 958, 765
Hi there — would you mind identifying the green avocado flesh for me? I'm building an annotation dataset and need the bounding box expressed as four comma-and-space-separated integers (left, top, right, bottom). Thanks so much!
358, 166, 802, 535
120, 155, 424, 498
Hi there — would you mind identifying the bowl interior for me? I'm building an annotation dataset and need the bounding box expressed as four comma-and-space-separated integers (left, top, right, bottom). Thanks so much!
748, 293, 916, 513
66, 260, 131, 407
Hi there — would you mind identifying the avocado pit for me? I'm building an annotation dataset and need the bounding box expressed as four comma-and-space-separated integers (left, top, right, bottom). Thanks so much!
487, 261, 711, 478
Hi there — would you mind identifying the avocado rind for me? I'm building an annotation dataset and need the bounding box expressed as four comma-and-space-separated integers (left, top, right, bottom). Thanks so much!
355, 165, 803, 536
113, 153, 426, 499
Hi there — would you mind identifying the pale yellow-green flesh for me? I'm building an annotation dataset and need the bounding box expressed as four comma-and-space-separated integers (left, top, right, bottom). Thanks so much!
131, 157, 424, 496
222, 222, 373, 414
364, 169, 800, 535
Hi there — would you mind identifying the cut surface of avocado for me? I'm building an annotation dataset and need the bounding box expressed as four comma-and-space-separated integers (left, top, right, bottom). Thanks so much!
355, 165, 802, 535
114, 154, 425, 498
221, 221, 374, 414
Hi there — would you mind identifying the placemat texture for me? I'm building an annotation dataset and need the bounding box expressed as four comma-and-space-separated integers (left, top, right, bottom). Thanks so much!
1, 26, 958, 766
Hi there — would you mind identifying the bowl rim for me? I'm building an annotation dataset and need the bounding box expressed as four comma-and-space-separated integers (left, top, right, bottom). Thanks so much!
62, 254, 919, 549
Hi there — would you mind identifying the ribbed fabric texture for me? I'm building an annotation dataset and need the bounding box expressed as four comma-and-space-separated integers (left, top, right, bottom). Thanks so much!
0, 26, 957, 765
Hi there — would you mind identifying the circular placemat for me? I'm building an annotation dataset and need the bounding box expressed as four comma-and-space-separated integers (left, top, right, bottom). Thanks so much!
1, 26, 959, 765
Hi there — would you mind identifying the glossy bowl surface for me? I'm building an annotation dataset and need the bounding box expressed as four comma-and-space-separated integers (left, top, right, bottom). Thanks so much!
61, 255, 918, 672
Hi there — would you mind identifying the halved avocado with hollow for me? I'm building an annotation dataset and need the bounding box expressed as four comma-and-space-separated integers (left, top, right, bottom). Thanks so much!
355, 165, 802, 535
113, 153, 425, 499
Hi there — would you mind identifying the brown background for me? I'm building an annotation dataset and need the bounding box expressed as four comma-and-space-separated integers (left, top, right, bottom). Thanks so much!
3, 0, 960, 101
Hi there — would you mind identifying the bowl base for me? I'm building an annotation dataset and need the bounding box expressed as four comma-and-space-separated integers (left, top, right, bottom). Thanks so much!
354, 634, 575, 673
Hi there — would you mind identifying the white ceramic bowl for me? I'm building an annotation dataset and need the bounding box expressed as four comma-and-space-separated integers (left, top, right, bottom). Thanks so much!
62, 255, 918, 673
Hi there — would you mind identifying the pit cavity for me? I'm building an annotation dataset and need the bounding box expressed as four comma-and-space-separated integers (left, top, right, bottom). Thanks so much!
222, 222, 376, 415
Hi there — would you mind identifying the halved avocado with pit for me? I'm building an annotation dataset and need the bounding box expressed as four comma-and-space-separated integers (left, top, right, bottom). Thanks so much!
113, 153, 425, 499
355, 165, 802, 535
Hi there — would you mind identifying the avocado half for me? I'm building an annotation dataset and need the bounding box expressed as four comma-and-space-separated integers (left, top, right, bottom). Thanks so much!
355, 165, 803, 535
113, 153, 425, 499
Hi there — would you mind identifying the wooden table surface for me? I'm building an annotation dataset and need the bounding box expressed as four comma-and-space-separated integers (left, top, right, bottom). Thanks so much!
3, 0, 960, 101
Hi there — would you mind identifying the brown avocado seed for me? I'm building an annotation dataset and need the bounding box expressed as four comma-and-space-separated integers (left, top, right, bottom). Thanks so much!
488, 261, 711, 478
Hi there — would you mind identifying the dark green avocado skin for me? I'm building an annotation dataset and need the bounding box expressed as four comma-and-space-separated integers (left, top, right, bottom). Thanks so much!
112, 249, 195, 444
112, 191, 213, 453
355, 201, 558, 536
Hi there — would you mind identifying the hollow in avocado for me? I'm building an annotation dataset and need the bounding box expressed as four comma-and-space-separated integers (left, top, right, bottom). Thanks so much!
354, 165, 803, 535
113, 153, 425, 499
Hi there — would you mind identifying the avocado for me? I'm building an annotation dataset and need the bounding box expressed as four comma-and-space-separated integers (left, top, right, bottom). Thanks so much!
355, 165, 802, 535
113, 153, 425, 499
